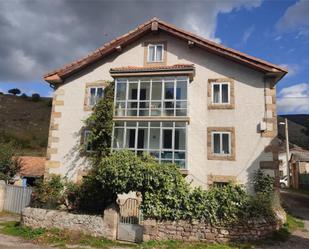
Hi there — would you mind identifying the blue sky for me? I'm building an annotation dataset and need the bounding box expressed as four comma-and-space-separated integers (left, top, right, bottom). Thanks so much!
0, 0, 308, 114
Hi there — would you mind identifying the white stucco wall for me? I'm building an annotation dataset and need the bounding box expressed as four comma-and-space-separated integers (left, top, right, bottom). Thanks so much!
47, 32, 274, 189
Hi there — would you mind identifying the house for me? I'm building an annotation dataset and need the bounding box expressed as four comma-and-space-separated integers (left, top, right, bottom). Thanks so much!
289, 150, 309, 189
43, 18, 287, 190
14, 156, 45, 186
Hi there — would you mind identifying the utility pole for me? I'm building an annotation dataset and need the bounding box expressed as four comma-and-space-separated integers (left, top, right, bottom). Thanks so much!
284, 118, 290, 187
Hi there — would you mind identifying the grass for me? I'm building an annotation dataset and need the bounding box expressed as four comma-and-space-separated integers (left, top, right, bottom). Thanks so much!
267, 213, 305, 242
0, 213, 305, 249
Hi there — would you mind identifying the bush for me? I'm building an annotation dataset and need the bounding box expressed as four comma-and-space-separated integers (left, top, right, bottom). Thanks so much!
31, 93, 41, 102
253, 169, 274, 197
31, 175, 66, 209
21, 93, 28, 99
8, 88, 21, 96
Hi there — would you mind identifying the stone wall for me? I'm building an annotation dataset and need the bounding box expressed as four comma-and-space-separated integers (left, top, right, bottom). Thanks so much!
22, 206, 119, 239
142, 218, 281, 243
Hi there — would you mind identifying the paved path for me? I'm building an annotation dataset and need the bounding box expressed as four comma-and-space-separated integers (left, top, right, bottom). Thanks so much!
258, 190, 309, 249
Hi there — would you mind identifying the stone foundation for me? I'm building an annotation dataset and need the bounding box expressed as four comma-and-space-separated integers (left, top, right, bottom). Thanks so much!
21, 206, 119, 239
142, 218, 281, 243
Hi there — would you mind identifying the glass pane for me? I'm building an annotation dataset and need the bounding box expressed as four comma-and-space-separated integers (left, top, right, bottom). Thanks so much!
222, 84, 229, 103
162, 129, 172, 149
150, 122, 160, 127
174, 160, 185, 168
128, 83, 138, 100
176, 109, 187, 116
151, 109, 161, 116
140, 83, 150, 101
126, 129, 136, 148
175, 129, 186, 150
161, 151, 173, 159
164, 110, 174, 116
113, 128, 124, 148
156, 45, 163, 61
151, 81, 162, 100
126, 122, 137, 127
176, 101, 187, 108
176, 81, 187, 100
97, 88, 104, 98
114, 121, 124, 127
138, 122, 148, 128
213, 84, 220, 103
128, 102, 138, 108
162, 122, 173, 127
116, 82, 126, 100
90, 88, 96, 96
149, 151, 160, 160
148, 45, 155, 61
174, 151, 185, 160
137, 128, 148, 149
222, 133, 230, 154
165, 82, 174, 99
213, 133, 220, 154
149, 128, 160, 149
127, 110, 137, 116
175, 122, 186, 127
139, 110, 149, 116
115, 102, 125, 116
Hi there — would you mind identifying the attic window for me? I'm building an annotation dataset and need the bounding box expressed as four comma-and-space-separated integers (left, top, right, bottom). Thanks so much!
148, 44, 164, 62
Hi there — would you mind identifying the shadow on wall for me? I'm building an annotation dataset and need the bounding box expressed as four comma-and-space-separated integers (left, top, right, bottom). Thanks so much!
63, 126, 89, 181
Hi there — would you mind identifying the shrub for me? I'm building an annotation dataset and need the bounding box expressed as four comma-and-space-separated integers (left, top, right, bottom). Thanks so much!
31, 93, 41, 102
31, 175, 65, 209
21, 93, 28, 99
8, 88, 21, 96
253, 169, 274, 197
0, 140, 21, 182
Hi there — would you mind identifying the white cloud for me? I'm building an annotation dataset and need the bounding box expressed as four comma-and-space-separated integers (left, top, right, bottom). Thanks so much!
274, 36, 282, 41
279, 64, 300, 77
183, 1, 261, 43
276, 0, 309, 33
277, 83, 309, 114
241, 25, 254, 44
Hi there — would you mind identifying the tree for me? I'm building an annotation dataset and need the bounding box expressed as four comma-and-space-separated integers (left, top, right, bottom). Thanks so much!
0, 141, 21, 183
8, 88, 21, 96
85, 81, 114, 159
31, 93, 41, 102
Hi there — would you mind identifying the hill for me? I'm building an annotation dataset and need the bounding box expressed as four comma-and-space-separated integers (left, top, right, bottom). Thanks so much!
278, 114, 309, 150
0, 94, 52, 156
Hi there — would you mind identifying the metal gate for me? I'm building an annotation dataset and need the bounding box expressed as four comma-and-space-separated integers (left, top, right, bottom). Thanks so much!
3, 185, 33, 214
117, 198, 143, 242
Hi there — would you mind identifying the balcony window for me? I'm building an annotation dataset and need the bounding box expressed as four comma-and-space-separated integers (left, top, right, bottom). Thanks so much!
112, 121, 187, 168
114, 77, 188, 117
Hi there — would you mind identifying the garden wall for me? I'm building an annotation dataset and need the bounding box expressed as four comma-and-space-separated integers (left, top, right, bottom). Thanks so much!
21, 205, 118, 239
142, 218, 282, 243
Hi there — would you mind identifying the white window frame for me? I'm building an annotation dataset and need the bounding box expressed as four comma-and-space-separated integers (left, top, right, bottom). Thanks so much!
89, 87, 104, 106
211, 82, 230, 105
211, 131, 231, 155
147, 43, 164, 62
84, 130, 94, 153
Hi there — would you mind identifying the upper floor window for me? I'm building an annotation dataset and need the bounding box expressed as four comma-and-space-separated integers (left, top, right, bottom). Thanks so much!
114, 77, 188, 117
83, 130, 94, 153
207, 127, 235, 161
148, 44, 164, 62
89, 87, 104, 106
84, 82, 107, 111
212, 83, 229, 104
208, 79, 235, 109
212, 131, 231, 155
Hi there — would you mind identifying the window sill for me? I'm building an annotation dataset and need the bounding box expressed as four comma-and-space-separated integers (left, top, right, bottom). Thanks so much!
208, 104, 234, 110
207, 153, 235, 161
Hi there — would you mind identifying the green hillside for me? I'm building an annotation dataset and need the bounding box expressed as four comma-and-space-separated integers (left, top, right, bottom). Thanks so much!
0, 94, 52, 156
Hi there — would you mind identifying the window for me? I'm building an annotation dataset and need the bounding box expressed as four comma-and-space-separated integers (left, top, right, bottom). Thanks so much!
148, 44, 164, 62
84, 82, 107, 111
114, 77, 188, 117
212, 82, 229, 104
83, 130, 93, 152
112, 121, 187, 168
207, 127, 235, 160
208, 79, 234, 109
212, 132, 231, 155
89, 87, 104, 106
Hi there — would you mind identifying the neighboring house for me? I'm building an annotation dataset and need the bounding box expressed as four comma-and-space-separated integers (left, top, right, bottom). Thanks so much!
43, 18, 287, 190
14, 156, 45, 186
290, 150, 309, 190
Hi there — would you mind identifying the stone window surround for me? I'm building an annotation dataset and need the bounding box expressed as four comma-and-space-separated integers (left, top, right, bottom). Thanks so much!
207, 127, 236, 161
84, 81, 108, 111
207, 174, 237, 187
208, 78, 235, 110
143, 40, 167, 66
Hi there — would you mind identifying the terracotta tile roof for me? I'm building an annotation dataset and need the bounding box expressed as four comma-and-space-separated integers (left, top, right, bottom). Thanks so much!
44, 17, 287, 84
19, 156, 46, 177
110, 64, 194, 73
